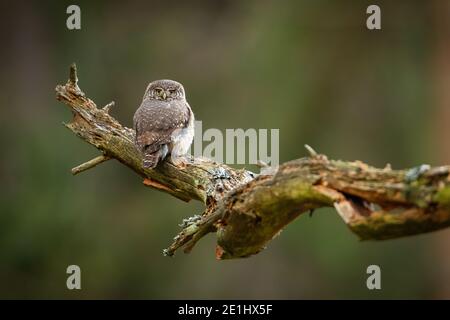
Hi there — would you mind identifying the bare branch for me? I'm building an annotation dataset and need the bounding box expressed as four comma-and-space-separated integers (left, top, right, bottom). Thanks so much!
56, 64, 450, 260
102, 101, 115, 113
304, 144, 318, 157
71, 155, 111, 175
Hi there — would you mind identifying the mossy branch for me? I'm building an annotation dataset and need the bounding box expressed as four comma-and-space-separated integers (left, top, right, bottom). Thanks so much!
56, 64, 450, 259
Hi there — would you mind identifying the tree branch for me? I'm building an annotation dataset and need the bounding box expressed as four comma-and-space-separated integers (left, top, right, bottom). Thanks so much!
71, 155, 111, 175
56, 64, 450, 259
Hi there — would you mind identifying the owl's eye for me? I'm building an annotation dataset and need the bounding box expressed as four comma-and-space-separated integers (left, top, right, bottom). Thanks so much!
154, 88, 162, 95
169, 89, 177, 96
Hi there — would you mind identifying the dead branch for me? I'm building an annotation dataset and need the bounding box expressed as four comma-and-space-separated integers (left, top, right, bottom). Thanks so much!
55, 64, 450, 259
71, 155, 111, 175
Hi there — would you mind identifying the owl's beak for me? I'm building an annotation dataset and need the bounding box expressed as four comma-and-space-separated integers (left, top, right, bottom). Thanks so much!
162, 91, 167, 100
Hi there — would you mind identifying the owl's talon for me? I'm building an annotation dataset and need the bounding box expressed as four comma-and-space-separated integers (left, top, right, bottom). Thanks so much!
170, 156, 188, 169
175, 162, 187, 169
175, 161, 188, 169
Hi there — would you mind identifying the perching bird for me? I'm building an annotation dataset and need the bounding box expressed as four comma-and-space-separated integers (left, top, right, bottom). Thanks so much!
133, 80, 194, 169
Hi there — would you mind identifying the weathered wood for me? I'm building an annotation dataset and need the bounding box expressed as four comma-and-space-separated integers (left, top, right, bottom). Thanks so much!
56, 64, 450, 260
71, 155, 111, 175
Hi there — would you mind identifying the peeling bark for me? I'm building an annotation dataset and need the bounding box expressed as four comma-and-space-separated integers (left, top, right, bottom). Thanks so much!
56, 64, 450, 259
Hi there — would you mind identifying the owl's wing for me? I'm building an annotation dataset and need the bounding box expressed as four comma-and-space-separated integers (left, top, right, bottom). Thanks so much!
133, 100, 191, 153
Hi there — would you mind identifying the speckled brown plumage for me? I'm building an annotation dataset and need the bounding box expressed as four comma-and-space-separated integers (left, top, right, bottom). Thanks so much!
133, 80, 194, 168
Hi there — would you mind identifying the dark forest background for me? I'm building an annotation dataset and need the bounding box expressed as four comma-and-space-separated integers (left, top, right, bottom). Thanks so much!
0, 0, 450, 298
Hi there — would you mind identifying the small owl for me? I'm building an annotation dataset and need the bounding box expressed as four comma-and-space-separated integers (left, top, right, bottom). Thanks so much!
133, 80, 194, 169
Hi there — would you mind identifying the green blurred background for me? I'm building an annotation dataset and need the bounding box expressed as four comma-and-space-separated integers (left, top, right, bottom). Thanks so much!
1, 0, 450, 299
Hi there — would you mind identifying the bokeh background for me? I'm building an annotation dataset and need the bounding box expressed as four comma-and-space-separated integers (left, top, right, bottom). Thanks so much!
1, 0, 449, 299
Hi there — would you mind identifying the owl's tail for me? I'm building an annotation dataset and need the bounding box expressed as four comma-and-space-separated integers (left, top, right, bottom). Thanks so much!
143, 151, 161, 169
141, 144, 169, 169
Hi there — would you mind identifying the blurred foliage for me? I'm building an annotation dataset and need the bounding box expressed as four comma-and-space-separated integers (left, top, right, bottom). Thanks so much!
0, 0, 447, 298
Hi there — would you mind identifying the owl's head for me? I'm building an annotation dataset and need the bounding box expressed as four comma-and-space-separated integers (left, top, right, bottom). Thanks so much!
144, 79, 186, 101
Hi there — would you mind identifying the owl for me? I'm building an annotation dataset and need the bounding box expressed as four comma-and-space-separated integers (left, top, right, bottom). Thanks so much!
133, 80, 194, 169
